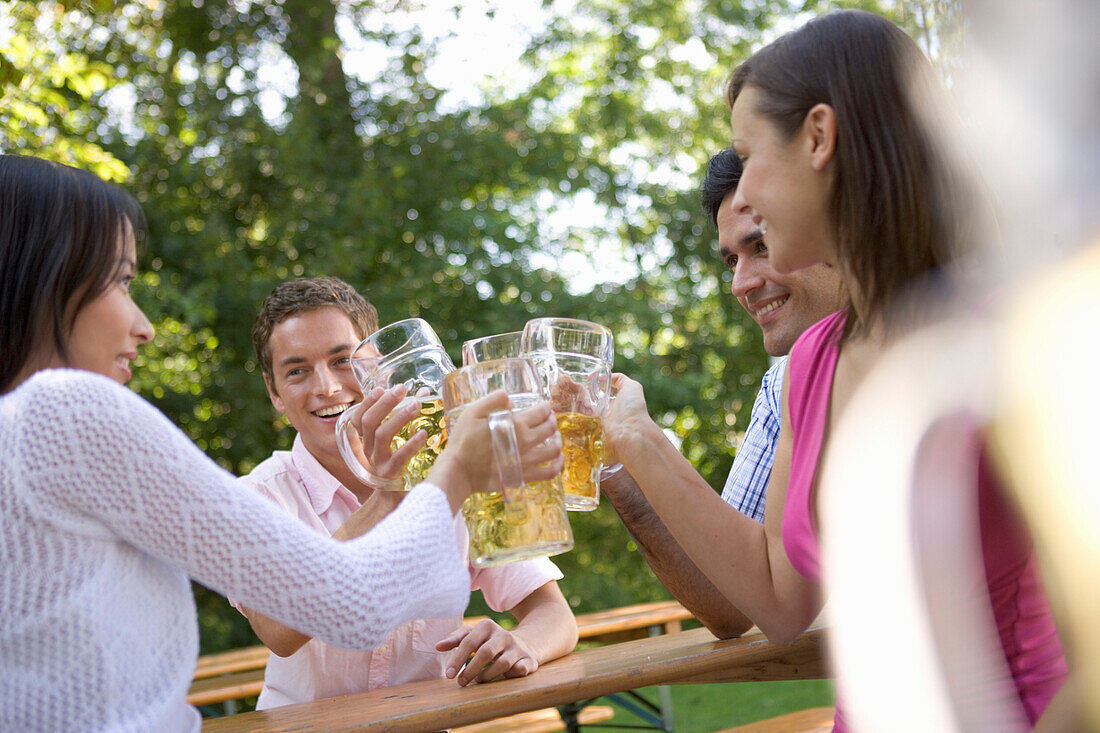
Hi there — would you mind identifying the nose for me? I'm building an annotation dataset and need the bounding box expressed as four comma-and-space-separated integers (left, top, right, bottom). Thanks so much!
314, 364, 343, 397
132, 302, 154, 344
729, 181, 754, 219
730, 256, 766, 299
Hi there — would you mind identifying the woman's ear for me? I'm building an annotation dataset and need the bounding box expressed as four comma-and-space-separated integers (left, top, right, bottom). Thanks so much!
804, 103, 838, 171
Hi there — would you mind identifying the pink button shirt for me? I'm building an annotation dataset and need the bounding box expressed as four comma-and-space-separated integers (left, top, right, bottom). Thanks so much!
235, 436, 563, 708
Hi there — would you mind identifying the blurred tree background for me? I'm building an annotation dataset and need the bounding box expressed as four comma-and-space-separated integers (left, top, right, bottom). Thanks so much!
1, 0, 962, 660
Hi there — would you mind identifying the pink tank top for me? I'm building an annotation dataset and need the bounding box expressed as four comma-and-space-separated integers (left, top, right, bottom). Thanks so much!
784, 311, 1067, 728
782, 311, 845, 582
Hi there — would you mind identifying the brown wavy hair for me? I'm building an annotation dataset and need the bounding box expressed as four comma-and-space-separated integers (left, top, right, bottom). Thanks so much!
252, 277, 379, 390
726, 10, 975, 336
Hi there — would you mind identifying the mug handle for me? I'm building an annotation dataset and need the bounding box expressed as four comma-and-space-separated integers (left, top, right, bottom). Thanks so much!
335, 402, 406, 491
488, 410, 531, 524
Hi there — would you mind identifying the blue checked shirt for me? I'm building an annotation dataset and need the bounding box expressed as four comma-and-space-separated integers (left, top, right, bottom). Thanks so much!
720, 357, 786, 523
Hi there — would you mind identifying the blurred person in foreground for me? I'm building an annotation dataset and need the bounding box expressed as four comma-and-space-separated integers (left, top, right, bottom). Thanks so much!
600, 148, 845, 638
602, 10, 1069, 732
232, 277, 576, 707
0, 154, 563, 732
820, 0, 1100, 729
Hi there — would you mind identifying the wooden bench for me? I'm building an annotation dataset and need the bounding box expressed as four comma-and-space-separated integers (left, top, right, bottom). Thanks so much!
717, 706, 836, 733
190, 599, 692, 707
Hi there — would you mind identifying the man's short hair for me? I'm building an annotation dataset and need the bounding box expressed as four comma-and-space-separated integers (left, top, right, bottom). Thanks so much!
252, 276, 379, 388
700, 148, 743, 227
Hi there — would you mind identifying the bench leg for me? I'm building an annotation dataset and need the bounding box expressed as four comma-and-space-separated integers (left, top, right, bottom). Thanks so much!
558, 700, 584, 733
604, 690, 673, 731
656, 683, 675, 731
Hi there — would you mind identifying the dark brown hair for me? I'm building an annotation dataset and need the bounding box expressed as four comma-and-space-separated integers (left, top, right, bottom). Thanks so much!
252, 277, 379, 389
0, 155, 146, 393
726, 10, 972, 335
700, 148, 743, 227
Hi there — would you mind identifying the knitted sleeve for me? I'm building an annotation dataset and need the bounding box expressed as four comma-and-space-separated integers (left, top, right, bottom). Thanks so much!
12, 370, 469, 650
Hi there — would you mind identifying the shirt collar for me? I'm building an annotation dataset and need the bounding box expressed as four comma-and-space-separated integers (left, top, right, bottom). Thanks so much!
290, 434, 359, 516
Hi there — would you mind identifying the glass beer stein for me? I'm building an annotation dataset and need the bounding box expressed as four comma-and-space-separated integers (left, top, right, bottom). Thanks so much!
336, 318, 455, 491
461, 331, 523, 366
442, 358, 573, 567
521, 318, 614, 511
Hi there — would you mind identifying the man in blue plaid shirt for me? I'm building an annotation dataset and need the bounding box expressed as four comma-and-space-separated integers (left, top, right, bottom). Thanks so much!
601, 148, 846, 638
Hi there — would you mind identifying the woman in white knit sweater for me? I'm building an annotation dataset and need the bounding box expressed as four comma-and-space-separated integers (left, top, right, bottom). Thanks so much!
0, 154, 564, 732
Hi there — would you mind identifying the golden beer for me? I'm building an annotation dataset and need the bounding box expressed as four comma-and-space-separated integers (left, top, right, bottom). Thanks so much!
557, 412, 604, 510
462, 479, 574, 567
391, 397, 447, 490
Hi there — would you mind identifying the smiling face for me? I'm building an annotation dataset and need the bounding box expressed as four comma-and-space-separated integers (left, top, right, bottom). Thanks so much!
65, 231, 154, 384
729, 85, 838, 275
265, 306, 366, 471
717, 192, 846, 355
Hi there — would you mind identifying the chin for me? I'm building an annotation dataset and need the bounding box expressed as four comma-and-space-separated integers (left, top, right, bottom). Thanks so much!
764, 336, 793, 357
105, 367, 130, 385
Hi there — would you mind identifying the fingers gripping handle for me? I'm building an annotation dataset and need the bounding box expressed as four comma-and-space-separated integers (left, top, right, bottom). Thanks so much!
335, 403, 405, 491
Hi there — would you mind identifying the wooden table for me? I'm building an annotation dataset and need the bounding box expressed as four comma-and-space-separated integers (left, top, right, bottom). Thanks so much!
203, 622, 827, 732
190, 600, 694, 709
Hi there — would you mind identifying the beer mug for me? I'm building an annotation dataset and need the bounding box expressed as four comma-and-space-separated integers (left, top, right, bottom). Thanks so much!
336, 318, 455, 491
521, 318, 614, 511
461, 331, 522, 366
442, 358, 574, 567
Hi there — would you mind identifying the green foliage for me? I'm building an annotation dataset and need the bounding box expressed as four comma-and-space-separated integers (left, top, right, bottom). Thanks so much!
803, 0, 966, 78
0, 5, 129, 177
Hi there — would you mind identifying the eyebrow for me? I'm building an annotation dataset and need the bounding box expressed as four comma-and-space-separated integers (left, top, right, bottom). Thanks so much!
740, 228, 764, 247
719, 228, 765, 259
277, 343, 356, 368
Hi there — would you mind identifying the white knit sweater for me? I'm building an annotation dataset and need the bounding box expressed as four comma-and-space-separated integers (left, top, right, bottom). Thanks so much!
0, 369, 470, 732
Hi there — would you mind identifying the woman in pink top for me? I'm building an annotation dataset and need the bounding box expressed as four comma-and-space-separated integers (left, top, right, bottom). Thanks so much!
606, 10, 1068, 731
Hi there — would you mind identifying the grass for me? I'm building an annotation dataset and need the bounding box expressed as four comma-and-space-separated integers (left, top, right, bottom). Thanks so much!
592, 679, 836, 732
